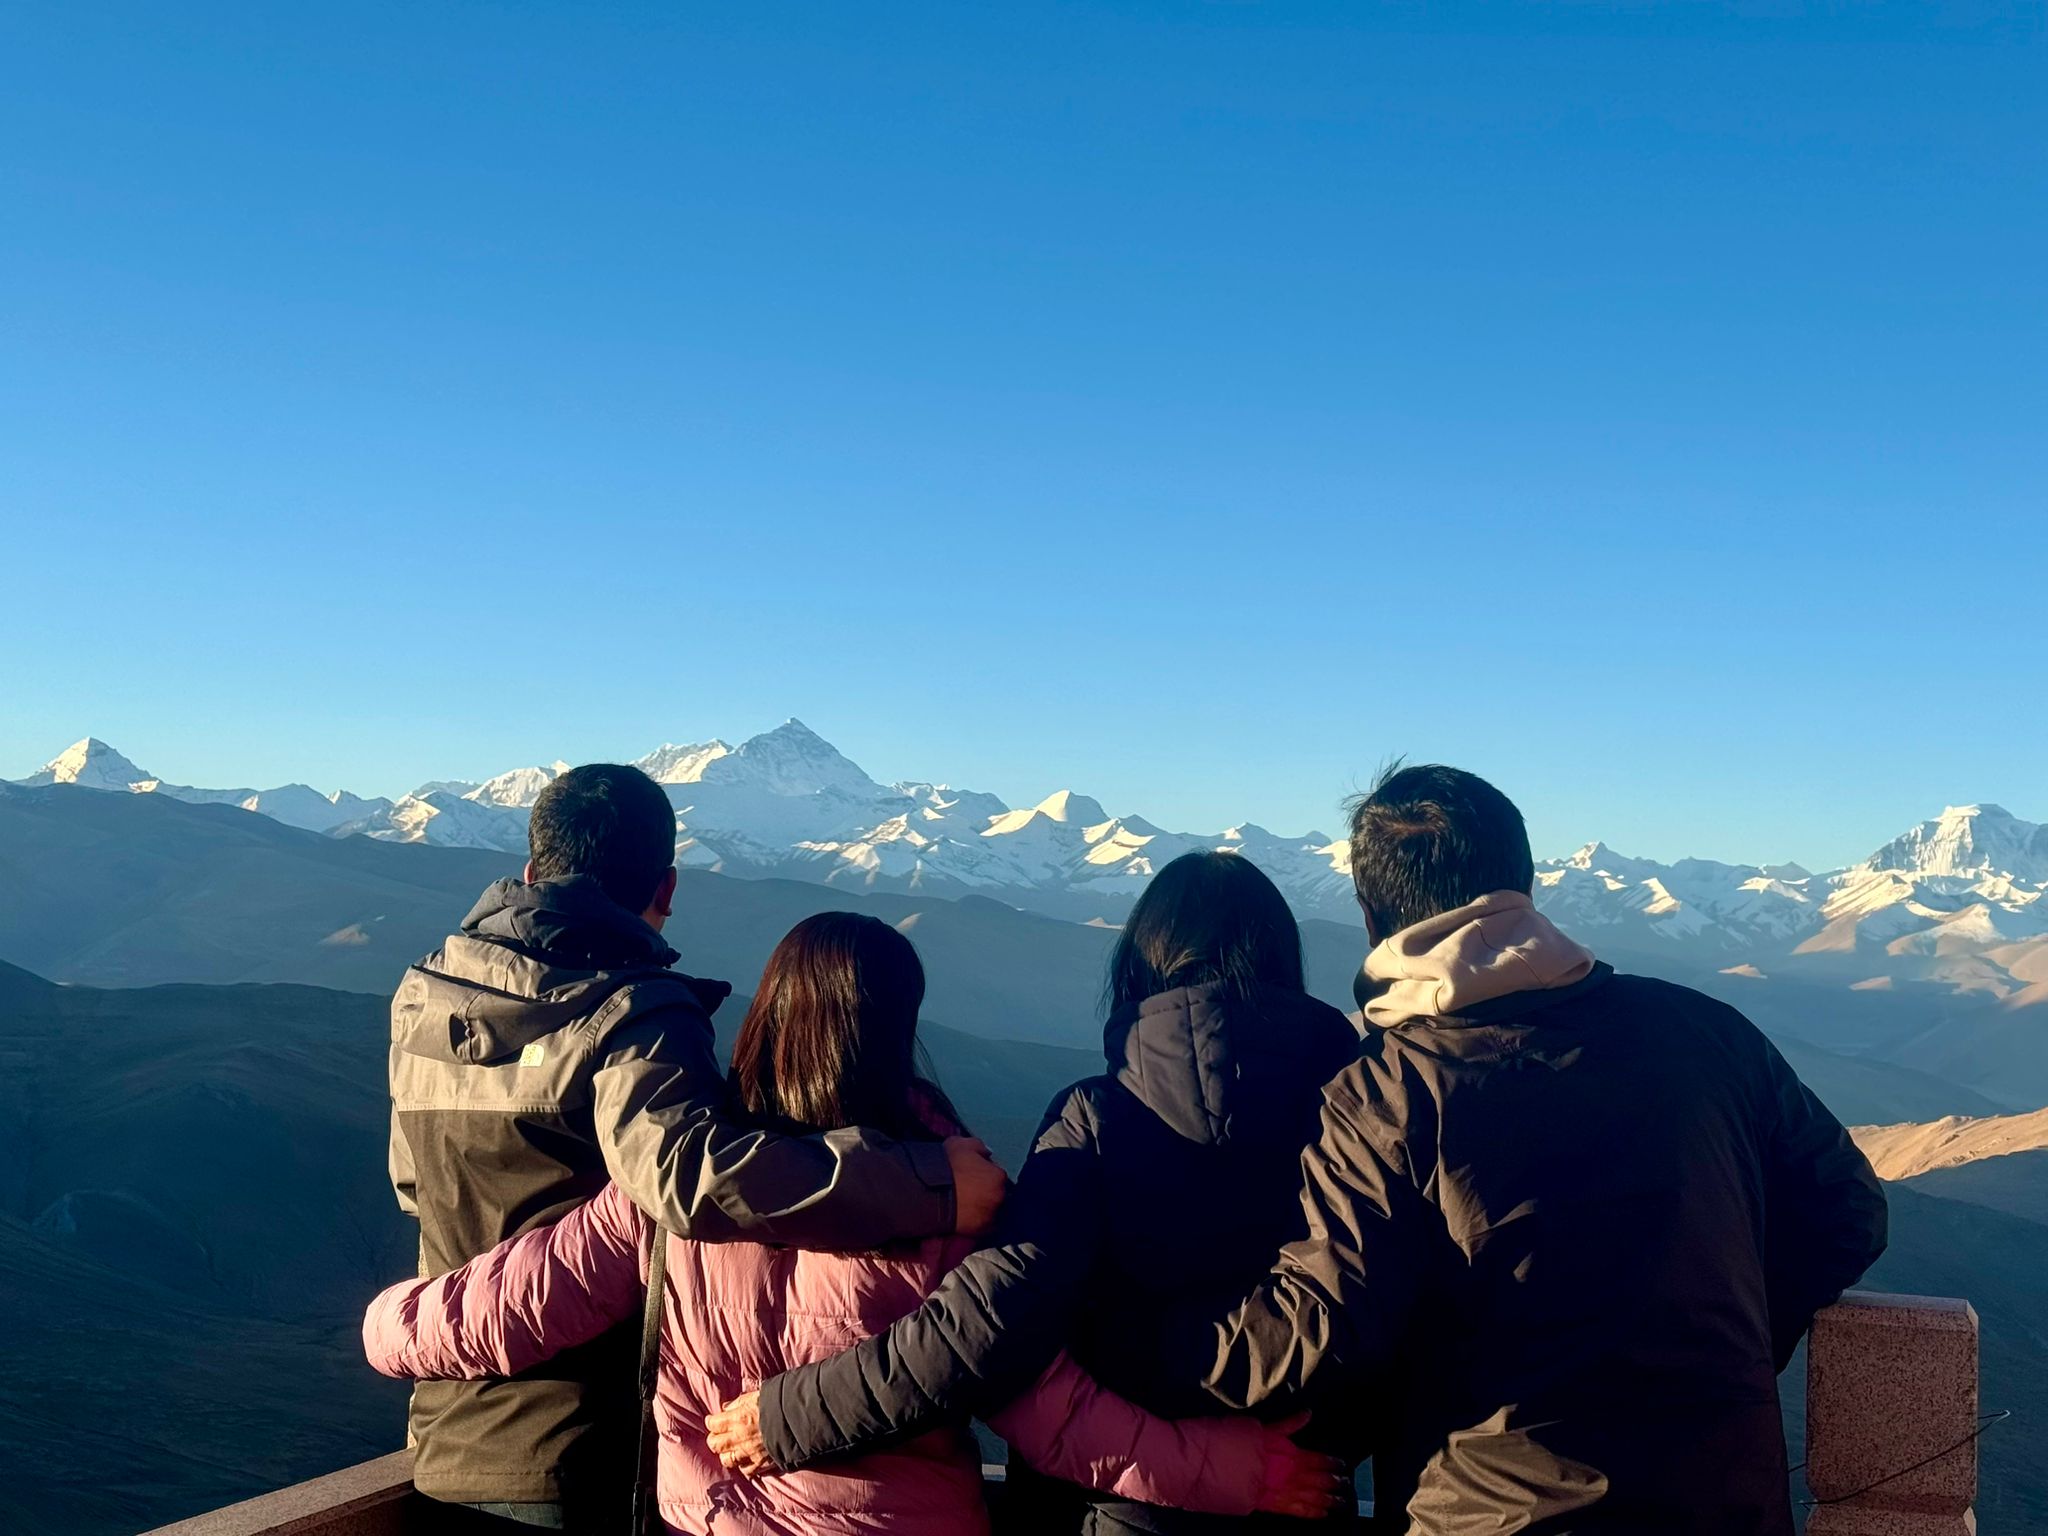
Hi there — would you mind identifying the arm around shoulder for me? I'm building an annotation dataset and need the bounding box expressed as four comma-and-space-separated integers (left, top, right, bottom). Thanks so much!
592, 1002, 955, 1248
757, 1081, 1114, 1470
1138, 1064, 1430, 1414
363, 1183, 646, 1381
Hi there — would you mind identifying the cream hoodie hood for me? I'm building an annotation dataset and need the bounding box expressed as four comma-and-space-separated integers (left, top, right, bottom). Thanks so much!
1358, 889, 1596, 1028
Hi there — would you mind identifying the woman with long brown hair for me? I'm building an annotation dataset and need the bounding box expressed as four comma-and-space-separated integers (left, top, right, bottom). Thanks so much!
366, 910, 1341, 1535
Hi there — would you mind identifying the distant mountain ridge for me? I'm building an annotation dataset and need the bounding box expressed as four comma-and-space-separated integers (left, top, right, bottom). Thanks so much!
1534, 803, 2048, 1002
14, 732, 2047, 998
15, 725, 1356, 922
1853, 1106, 2048, 1183
22, 737, 392, 834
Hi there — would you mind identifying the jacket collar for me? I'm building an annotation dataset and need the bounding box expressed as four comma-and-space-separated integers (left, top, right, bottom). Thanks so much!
400, 878, 728, 1066
1104, 980, 1360, 1147
1354, 890, 1597, 1029
460, 874, 680, 972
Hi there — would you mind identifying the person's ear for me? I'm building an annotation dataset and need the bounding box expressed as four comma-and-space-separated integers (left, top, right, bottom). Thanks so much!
650, 867, 679, 922
523, 860, 537, 885
1356, 894, 1381, 948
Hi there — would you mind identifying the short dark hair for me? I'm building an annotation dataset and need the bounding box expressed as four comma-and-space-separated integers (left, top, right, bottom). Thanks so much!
527, 764, 678, 912
1107, 850, 1304, 1011
1346, 762, 1535, 939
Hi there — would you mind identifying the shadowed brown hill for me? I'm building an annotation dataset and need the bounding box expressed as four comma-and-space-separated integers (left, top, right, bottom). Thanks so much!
1899, 1150, 2048, 1228
0, 781, 520, 991
1855, 1105, 2048, 1181
0, 1209, 406, 1536
1853, 1106, 2048, 1237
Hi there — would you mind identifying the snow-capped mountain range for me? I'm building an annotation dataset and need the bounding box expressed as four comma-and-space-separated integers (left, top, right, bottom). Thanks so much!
15, 726, 1357, 923
1540, 808, 2048, 994
14, 727, 2047, 1000
18, 738, 393, 835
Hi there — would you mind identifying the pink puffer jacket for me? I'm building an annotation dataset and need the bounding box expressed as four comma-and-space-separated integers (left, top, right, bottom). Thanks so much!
364, 1182, 1269, 1536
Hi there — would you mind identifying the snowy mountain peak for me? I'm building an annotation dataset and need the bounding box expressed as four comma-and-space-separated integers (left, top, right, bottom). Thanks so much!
25, 738, 154, 791
698, 720, 879, 798
413, 778, 482, 798
1564, 840, 1660, 879
14, 738, 388, 834
633, 740, 733, 785
464, 762, 572, 809
1861, 803, 2048, 882
1033, 790, 1109, 825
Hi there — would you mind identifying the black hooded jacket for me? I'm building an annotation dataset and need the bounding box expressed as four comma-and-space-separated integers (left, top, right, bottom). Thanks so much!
765, 981, 1362, 1533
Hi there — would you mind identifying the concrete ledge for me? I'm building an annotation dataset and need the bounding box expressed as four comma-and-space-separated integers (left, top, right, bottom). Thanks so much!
138, 1451, 428, 1536
1807, 1291, 1979, 1536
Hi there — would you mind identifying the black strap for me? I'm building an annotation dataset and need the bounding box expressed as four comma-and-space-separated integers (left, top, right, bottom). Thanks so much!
631, 1225, 669, 1536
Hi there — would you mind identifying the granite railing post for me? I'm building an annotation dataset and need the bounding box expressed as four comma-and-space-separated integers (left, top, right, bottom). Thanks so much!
1806, 1290, 1979, 1535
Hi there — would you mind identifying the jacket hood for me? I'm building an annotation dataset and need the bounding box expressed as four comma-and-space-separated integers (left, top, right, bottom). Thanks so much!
460, 875, 680, 970
396, 876, 727, 1067
1104, 980, 1360, 1147
1355, 889, 1595, 1028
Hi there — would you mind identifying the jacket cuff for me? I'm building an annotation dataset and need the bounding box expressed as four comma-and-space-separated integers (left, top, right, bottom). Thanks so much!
903, 1137, 955, 1235
759, 1367, 818, 1471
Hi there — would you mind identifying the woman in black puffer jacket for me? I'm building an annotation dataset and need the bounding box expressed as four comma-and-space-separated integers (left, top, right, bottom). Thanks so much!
999, 850, 1364, 1535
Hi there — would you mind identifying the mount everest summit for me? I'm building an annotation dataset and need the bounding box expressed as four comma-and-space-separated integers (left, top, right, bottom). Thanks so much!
14, 724, 2046, 1000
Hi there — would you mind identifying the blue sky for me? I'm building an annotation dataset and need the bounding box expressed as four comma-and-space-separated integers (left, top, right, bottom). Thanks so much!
3, 1, 2041, 870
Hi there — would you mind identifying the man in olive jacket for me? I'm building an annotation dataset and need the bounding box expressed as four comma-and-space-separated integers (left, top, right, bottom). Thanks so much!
390, 764, 1006, 1529
713, 765, 1887, 1536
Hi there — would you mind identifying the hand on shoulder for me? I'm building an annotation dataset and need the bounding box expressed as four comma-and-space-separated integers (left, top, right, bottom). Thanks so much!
1253, 1412, 1351, 1519
944, 1136, 1010, 1236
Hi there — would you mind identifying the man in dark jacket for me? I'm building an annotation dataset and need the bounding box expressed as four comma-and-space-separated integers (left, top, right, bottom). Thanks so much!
710, 765, 1887, 1536
389, 763, 1006, 1529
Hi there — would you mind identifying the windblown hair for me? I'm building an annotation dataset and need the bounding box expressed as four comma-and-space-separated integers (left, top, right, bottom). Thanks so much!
1346, 761, 1535, 941
1106, 851, 1305, 1012
731, 912, 960, 1142
527, 763, 677, 913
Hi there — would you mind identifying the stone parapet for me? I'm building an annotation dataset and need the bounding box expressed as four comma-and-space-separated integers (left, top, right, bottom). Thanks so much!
1806, 1290, 1979, 1535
